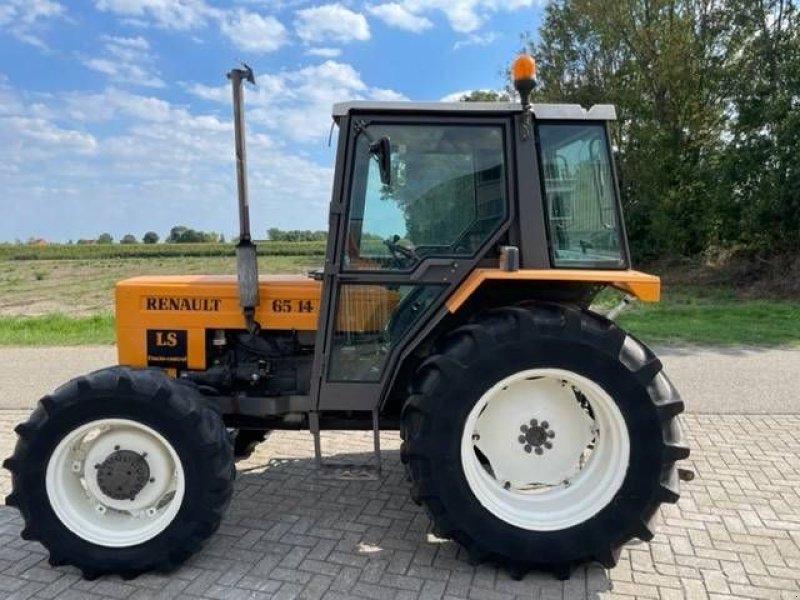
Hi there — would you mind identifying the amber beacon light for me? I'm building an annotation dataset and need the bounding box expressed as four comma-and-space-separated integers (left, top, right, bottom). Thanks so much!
512, 53, 536, 108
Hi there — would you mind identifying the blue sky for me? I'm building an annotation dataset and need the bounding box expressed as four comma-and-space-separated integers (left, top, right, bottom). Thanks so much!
0, 0, 543, 242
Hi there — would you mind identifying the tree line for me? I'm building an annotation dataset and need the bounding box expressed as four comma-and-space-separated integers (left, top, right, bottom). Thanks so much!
83, 229, 220, 245
67, 228, 338, 245
510, 0, 798, 261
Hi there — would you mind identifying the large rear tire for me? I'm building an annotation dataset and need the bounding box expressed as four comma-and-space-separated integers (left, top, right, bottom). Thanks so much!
400, 304, 689, 579
3, 366, 235, 579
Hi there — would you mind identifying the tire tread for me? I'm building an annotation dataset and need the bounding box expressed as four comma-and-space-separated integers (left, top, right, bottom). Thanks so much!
400, 303, 690, 579
3, 366, 234, 579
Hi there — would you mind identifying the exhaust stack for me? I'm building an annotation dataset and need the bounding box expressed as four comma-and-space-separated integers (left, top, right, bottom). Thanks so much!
228, 63, 260, 334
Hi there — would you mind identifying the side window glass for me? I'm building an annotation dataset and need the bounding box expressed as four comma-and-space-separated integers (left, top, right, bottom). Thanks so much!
328, 284, 445, 381
344, 124, 506, 271
537, 123, 625, 268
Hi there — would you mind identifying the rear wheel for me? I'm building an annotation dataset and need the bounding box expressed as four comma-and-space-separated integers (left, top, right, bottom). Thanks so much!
3, 367, 234, 579
400, 304, 689, 579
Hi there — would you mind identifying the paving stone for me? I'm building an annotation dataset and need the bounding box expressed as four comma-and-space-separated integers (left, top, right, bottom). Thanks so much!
0, 414, 798, 599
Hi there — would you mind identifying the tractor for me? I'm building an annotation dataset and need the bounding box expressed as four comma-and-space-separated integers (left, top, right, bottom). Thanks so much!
3, 55, 689, 581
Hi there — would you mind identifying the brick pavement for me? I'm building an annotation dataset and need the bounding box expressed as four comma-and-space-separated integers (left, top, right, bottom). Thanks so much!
1, 410, 800, 600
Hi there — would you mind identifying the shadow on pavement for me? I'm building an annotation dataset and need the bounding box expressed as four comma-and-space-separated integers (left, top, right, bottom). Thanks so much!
0, 446, 614, 599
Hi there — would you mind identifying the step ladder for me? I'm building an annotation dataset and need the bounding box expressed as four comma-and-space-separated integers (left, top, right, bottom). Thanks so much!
308, 409, 382, 480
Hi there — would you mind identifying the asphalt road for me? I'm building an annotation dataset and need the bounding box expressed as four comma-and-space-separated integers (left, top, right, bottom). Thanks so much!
0, 344, 798, 413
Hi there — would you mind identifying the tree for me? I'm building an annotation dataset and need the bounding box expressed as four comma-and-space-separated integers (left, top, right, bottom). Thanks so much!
97, 233, 113, 244
266, 228, 328, 242
521, 0, 800, 260
121, 234, 138, 244
527, 0, 734, 259
717, 0, 800, 253
460, 90, 511, 102
142, 231, 159, 244
167, 225, 220, 243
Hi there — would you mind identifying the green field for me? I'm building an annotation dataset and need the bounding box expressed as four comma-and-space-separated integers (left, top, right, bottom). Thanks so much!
0, 253, 321, 317
1, 244, 797, 346
0, 241, 325, 261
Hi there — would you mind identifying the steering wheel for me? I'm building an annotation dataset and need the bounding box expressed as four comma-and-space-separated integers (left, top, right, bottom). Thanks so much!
383, 235, 418, 269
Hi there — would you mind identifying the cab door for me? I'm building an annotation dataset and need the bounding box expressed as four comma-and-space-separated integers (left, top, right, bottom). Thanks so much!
311, 113, 514, 412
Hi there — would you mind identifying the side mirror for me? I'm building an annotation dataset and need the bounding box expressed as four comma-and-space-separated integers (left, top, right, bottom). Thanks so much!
369, 137, 392, 186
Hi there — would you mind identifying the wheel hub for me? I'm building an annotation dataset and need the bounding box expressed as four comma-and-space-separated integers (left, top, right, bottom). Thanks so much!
518, 419, 555, 455
96, 449, 151, 501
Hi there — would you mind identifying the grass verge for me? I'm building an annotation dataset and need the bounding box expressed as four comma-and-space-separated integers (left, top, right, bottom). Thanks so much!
613, 285, 800, 346
0, 314, 115, 345
618, 301, 800, 345
1, 286, 798, 347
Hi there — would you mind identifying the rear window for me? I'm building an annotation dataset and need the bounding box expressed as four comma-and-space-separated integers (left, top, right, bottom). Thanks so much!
536, 123, 626, 268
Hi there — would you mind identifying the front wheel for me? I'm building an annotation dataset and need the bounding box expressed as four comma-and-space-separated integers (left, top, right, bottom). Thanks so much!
400, 304, 689, 579
4, 367, 235, 579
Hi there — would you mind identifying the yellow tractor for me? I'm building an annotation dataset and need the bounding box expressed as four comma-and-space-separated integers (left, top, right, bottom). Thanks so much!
4, 56, 689, 581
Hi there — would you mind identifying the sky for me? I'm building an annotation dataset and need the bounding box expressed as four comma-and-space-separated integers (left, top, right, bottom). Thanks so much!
0, 0, 543, 242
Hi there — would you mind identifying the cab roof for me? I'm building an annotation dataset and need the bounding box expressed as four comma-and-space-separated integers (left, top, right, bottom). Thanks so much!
332, 101, 616, 122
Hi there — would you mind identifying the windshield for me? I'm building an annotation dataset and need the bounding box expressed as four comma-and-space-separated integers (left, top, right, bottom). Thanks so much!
537, 123, 626, 268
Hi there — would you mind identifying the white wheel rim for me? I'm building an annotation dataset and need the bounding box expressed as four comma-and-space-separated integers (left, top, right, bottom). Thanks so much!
460, 368, 630, 531
45, 418, 185, 547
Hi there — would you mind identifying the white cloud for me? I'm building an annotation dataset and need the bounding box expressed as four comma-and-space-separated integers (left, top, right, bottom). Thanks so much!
2, 116, 97, 154
370, 88, 409, 101
439, 87, 507, 102
294, 4, 369, 44
81, 34, 164, 87
185, 60, 406, 144
0, 82, 336, 242
0, 0, 65, 47
220, 9, 287, 53
0, 57, 409, 241
439, 89, 471, 102
367, 3, 432, 32
306, 47, 341, 58
93, 0, 216, 30
372, 0, 536, 33
94, 2, 290, 56
453, 30, 499, 49
185, 82, 229, 103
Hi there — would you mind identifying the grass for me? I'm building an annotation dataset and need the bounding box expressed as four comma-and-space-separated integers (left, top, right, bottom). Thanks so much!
613, 286, 800, 346
1, 248, 798, 346
2, 285, 798, 347
0, 254, 321, 317
0, 314, 115, 345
